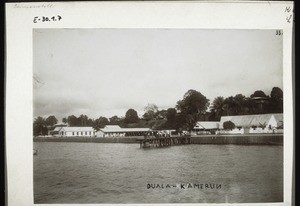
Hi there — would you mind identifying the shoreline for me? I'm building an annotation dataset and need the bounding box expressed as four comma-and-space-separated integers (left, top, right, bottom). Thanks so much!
33, 134, 283, 145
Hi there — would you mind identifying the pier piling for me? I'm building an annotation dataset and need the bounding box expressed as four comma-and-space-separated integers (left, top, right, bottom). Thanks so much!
137, 135, 191, 148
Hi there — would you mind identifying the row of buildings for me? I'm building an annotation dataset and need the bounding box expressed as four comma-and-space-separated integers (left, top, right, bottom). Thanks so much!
193, 113, 283, 135
49, 113, 283, 137
50, 124, 153, 137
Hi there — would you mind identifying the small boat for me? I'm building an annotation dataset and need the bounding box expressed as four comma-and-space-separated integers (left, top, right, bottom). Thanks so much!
33, 149, 38, 155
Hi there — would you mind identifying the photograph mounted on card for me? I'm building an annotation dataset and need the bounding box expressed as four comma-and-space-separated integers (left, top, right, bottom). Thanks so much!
5, 1, 294, 206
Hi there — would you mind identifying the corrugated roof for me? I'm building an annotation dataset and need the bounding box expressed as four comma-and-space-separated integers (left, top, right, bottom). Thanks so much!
101, 125, 151, 133
120, 128, 151, 132
104, 125, 121, 129
194, 121, 219, 129
101, 125, 122, 132
219, 113, 283, 128
53, 127, 64, 132
54, 122, 68, 127
61, 127, 95, 132
273, 113, 284, 127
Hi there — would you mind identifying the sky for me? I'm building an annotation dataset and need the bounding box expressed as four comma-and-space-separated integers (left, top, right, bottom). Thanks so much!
33, 29, 283, 121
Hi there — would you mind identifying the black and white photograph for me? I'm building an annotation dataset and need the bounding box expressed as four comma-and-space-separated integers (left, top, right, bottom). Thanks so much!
5, 2, 294, 206
32, 28, 284, 204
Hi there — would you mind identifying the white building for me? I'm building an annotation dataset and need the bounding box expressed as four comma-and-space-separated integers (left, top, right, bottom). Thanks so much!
96, 125, 152, 137
193, 121, 220, 135
219, 113, 283, 134
154, 129, 177, 137
49, 122, 68, 135
57, 127, 96, 137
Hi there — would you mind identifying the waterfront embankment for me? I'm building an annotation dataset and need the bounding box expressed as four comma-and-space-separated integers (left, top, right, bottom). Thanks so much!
33, 136, 138, 143
33, 134, 283, 145
191, 134, 282, 145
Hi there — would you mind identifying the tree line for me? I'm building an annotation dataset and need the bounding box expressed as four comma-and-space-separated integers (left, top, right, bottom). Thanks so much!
33, 87, 283, 136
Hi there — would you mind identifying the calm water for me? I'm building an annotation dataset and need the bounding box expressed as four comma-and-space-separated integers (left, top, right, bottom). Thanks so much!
34, 142, 283, 203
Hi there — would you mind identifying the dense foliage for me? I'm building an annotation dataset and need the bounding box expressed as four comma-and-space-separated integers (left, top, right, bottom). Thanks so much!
33, 87, 283, 135
223, 121, 236, 130
176, 89, 210, 131
124, 109, 139, 124
143, 104, 159, 121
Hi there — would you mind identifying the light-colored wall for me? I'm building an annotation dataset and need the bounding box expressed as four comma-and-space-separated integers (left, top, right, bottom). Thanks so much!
267, 115, 278, 128
249, 127, 265, 133
96, 131, 105, 137
59, 130, 95, 137
105, 132, 125, 137
96, 131, 126, 137
220, 128, 244, 134
221, 115, 280, 134
249, 115, 278, 134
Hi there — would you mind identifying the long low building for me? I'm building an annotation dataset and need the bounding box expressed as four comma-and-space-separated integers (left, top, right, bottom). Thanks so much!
96, 125, 152, 137
55, 127, 96, 137
192, 113, 283, 135
219, 113, 283, 134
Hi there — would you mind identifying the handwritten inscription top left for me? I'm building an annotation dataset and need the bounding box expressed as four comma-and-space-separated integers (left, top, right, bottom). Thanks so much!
33, 15, 62, 23
14, 3, 54, 9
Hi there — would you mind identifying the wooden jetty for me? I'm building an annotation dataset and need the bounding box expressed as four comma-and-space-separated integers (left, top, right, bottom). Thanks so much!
137, 135, 191, 148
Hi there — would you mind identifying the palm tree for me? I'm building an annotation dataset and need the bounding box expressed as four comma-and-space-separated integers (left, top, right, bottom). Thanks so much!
33, 116, 47, 136
210, 96, 226, 119
233, 94, 246, 115
224, 96, 236, 115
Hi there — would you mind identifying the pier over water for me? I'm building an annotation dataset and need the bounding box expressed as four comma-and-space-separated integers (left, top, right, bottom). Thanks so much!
137, 135, 192, 148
